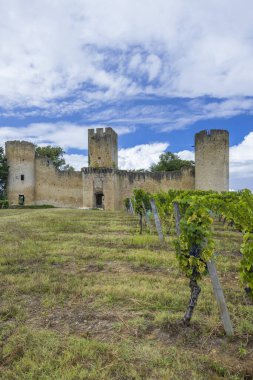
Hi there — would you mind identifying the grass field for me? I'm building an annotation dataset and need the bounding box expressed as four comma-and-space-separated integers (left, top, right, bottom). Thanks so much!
0, 208, 252, 379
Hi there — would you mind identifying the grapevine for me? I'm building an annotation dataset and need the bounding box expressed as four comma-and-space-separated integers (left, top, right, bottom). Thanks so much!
126, 188, 253, 312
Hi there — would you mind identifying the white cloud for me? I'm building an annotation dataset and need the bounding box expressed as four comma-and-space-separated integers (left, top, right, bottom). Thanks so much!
1, 0, 253, 111
178, 150, 194, 161
128, 53, 162, 82
0, 123, 135, 150
230, 132, 253, 163
64, 154, 88, 170
118, 142, 169, 170
230, 132, 253, 180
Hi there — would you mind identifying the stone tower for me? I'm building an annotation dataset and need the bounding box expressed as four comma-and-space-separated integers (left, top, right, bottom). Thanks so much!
5, 141, 36, 205
195, 130, 229, 191
88, 127, 118, 168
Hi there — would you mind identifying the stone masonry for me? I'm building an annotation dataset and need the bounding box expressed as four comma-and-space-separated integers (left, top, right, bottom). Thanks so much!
5, 128, 229, 210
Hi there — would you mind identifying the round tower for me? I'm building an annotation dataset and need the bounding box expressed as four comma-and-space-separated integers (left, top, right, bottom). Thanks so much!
195, 130, 229, 191
5, 141, 36, 205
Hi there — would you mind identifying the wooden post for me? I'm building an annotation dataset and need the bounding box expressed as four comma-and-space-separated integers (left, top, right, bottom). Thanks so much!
150, 199, 164, 241
142, 201, 151, 230
207, 260, 234, 336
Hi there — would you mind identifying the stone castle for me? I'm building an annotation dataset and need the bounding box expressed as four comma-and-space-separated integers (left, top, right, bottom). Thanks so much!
5, 128, 229, 210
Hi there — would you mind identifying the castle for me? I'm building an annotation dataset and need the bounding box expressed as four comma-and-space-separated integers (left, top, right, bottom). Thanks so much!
5, 128, 229, 210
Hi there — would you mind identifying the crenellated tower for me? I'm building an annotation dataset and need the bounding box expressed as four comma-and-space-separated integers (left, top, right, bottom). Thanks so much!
195, 129, 229, 191
88, 127, 118, 169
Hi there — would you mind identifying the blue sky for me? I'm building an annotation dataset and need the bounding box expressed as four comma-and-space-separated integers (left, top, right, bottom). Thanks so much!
0, 0, 252, 189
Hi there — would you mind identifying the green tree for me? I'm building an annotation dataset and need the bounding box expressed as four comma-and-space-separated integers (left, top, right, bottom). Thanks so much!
0, 146, 8, 199
150, 152, 194, 172
35, 146, 75, 171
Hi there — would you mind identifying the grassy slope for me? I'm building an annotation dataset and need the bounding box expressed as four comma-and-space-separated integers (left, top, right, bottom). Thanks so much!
0, 209, 252, 380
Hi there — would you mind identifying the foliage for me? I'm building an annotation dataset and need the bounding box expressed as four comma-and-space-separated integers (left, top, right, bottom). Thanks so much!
174, 199, 215, 280
240, 232, 253, 296
128, 188, 253, 298
0, 146, 8, 199
133, 189, 151, 215
62, 164, 75, 172
0, 199, 9, 208
124, 198, 130, 210
150, 152, 194, 172
35, 146, 75, 171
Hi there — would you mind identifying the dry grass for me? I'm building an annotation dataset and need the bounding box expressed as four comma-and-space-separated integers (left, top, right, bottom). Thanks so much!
0, 208, 252, 379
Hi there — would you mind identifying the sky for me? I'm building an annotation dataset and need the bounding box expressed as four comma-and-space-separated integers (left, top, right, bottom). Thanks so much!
0, 0, 252, 190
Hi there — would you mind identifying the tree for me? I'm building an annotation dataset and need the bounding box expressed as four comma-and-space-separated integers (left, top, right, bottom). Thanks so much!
150, 152, 194, 172
35, 146, 75, 171
0, 146, 8, 199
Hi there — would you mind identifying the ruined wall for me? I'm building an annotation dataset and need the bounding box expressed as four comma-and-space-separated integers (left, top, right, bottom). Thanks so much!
82, 167, 195, 210
88, 128, 118, 168
195, 130, 229, 191
35, 158, 83, 207
6, 141, 36, 205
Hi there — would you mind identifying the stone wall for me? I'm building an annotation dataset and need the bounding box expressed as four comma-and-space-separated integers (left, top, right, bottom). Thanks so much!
5, 128, 229, 210
35, 158, 83, 208
82, 167, 195, 210
195, 130, 229, 191
116, 168, 195, 209
5, 140, 83, 207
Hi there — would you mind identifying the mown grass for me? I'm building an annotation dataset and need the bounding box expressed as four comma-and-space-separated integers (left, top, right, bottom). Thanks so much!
0, 208, 252, 379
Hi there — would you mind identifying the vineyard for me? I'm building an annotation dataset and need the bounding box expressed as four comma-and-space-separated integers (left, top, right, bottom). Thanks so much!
0, 194, 253, 379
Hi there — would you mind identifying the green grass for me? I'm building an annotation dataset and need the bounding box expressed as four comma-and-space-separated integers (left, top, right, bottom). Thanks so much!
0, 209, 252, 379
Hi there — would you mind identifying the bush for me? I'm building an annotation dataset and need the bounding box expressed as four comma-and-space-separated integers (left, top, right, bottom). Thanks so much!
0, 199, 9, 209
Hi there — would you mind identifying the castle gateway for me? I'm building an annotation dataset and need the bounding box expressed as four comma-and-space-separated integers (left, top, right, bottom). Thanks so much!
5, 128, 229, 210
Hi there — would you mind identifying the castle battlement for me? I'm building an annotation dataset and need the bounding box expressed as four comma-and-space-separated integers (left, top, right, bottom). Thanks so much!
4, 128, 229, 209
6, 140, 36, 147
88, 127, 117, 138
195, 129, 229, 142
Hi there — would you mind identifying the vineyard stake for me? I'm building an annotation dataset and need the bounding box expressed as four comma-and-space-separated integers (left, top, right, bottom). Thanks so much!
207, 260, 234, 336
173, 202, 181, 236
173, 202, 234, 336
150, 198, 164, 241
142, 201, 152, 230
129, 199, 135, 214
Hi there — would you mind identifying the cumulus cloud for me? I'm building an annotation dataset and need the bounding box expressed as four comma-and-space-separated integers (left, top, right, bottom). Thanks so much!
119, 143, 169, 170
177, 150, 195, 161
1, 0, 253, 113
230, 132, 253, 180
64, 154, 88, 170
